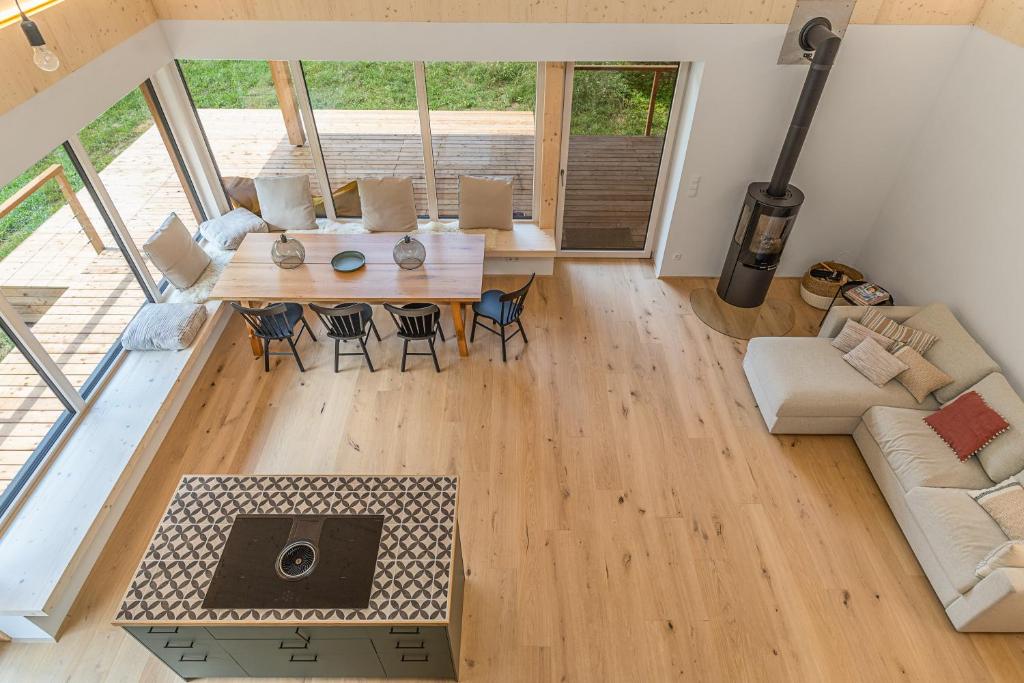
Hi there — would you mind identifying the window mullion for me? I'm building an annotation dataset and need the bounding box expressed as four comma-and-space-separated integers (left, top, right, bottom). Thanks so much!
289, 61, 336, 221
64, 136, 161, 302
0, 292, 83, 413
414, 62, 439, 222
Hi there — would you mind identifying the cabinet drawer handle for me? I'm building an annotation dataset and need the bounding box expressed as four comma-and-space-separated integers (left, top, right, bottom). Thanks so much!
294, 627, 311, 642
279, 640, 309, 650
401, 653, 429, 663
396, 640, 425, 649
164, 639, 194, 649
389, 626, 420, 635
148, 626, 178, 634
289, 653, 319, 663
179, 653, 207, 663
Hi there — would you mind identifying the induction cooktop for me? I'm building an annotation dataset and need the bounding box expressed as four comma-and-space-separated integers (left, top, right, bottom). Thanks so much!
202, 514, 385, 610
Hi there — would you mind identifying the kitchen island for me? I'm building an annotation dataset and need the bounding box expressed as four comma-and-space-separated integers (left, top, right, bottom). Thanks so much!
114, 475, 464, 680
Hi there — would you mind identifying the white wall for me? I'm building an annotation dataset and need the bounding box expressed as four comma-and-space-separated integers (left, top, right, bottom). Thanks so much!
858, 28, 1024, 389
655, 25, 968, 276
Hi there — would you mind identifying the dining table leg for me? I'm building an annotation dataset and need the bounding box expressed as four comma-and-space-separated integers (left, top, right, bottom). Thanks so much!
243, 300, 263, 358
451, 302, 469, 357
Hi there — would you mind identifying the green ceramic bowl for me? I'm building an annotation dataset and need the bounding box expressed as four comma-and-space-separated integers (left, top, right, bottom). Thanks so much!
331, 250, 366, 272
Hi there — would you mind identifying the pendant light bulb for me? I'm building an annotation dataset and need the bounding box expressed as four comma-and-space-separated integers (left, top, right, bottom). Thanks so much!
32, 44, 60, 72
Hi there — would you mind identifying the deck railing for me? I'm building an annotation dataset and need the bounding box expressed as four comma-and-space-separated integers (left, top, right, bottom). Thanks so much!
0, 164, 104, 253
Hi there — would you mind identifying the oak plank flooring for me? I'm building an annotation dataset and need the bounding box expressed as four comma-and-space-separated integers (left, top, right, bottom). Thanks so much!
1, 262, 1023, 681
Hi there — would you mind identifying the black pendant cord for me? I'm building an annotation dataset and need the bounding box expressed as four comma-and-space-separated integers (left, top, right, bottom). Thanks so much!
767, 19, 842, 198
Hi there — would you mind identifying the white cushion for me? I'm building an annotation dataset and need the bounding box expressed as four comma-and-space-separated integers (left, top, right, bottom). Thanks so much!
863, 406, 994, 491
906, 486, 1009, 593
122, 303, 207, 351
358, 178, 418, 232
459, 176, 513, 230
143, 213, 211, 290
976, 542, 1024, 580
254, 175, 317, 231
902, 303, 1000, 403
199, 208, 268, 249
948, 374, 1024, 483
743, 337, 937, 421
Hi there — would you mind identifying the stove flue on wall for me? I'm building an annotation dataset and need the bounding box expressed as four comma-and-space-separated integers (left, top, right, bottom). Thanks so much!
716, 17, 842, 308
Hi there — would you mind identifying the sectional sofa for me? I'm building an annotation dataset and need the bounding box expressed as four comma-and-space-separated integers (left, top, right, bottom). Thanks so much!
743, 304, 1024, 631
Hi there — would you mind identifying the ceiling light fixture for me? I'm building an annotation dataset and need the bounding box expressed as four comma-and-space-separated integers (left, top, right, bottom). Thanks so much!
14, 0, 60, 72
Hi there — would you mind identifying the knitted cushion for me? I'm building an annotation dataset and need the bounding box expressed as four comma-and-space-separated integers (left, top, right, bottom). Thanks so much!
122, 303, 208, 351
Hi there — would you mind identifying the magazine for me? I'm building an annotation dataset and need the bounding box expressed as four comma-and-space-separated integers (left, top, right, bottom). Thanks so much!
846, 282, 890, 306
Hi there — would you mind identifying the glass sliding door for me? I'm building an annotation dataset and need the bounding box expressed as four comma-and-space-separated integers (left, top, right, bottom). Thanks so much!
559, 62, 679, 252
424, 62, 536, 219
301, 61, 428, 218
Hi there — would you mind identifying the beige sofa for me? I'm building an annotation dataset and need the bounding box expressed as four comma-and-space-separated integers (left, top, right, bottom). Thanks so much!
744, 304, 1024, 631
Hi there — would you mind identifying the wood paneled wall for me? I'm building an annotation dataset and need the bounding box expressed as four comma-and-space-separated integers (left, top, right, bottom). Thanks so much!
977, 0, 1024, 45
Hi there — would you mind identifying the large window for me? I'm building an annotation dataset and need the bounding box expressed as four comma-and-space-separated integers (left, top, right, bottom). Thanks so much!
303, 61, 429, 218
0, 77, 204, 516
178, 60, 322, 197
425, 62, 536, 219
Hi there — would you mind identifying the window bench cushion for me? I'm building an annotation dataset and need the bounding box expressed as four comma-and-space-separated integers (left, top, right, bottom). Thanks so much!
122, 303, 208, 351
199, 208, 267, 250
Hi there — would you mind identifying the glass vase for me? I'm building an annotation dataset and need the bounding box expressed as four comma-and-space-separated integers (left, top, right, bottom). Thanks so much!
393, 234, 426, 270
271, 234, 305, 269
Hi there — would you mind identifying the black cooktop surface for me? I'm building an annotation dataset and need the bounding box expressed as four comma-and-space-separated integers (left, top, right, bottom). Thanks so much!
202, 514, 384, 610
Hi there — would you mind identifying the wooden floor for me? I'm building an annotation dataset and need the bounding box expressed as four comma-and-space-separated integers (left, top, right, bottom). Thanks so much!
2, 262, 1022, 681
562, 136, 665, 251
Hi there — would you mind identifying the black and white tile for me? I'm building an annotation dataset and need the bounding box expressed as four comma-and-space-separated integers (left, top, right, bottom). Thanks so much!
117, 475, 457, 624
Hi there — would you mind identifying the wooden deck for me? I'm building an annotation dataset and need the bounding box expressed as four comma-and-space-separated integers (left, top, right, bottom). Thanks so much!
562, 135, 666, 250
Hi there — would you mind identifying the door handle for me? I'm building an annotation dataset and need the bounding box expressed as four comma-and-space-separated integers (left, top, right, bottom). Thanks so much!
290, 653, 318, 663
560, 168, 566, 186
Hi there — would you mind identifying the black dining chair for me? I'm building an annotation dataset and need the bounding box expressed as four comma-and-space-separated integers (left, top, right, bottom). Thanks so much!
309, 302, 381, 373
231, 302, 317, 372
384, 303, 446, 373
470, 273, 535, 362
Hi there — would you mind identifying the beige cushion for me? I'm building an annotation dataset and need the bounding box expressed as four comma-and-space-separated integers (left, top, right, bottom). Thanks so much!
831, 319, 896, 354
459, 176, 514, 230
976, 541, 1024, 579
893, 346, 954, 403
948, 374, 1024, 483
122, 303, 208, 351
972, 480, 1024, 539
254, 175, 317, 231
358, 178, 418, 232
199, 208, 268, 250
861, 307, 939, 355
744, 337, 936, 421
143, 214, 211, 290
906, 486, 1009, 593
903, 304, 1000, 403
843, 337, 908, 386
862, 406, 994, 491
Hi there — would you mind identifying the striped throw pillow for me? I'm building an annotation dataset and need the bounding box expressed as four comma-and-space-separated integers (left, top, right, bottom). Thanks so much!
972, 480, 1024, 539
861, 308, 939, 355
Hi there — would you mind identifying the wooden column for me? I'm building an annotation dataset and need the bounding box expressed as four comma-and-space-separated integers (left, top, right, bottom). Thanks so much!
538, 62, 566, 230
269, 60, 307, 147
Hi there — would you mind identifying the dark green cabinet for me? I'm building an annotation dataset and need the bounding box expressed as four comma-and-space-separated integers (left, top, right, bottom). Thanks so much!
218, 636, 385, 678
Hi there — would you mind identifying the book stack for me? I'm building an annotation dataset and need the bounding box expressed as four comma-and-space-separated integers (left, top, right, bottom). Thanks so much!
846, 282, 891, 306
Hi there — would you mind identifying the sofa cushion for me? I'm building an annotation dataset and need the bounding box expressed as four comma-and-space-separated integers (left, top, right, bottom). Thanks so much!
143, 213, 211, 290
832, 319, 896, 354
906, 486, 1009, 593
903, 303, 1000, 403
744, 337, 937, 421
842, 337, 908, 386
862, 406, 994, 491
951, 374, 1024, 483
199, 208, 268, 250
893, 346, 953, 403
254, 175, 317, 231
223, 176, 260, 215
459, 176, 513, 230
971, 480, 1024, 539
358, 178, 418, 232
861, 307, 939, 355
976, 541, 1024, 579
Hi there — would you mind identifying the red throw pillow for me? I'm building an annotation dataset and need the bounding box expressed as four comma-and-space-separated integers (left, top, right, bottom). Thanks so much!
924, 391, 1009, 461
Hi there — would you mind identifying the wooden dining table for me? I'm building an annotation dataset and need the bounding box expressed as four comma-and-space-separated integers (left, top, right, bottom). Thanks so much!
208, 232, 485, 357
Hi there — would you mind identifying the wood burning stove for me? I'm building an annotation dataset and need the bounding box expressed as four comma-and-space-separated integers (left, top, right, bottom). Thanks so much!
717, 17, 842, 308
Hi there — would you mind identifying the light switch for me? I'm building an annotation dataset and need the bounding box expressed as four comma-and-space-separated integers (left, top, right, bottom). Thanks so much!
686, 176, 701, 197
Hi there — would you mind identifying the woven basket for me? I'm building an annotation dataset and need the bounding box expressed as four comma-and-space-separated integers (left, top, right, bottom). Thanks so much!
800, 261, 863, 310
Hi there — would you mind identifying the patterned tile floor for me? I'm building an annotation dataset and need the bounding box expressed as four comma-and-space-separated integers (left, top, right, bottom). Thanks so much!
116, 475, 457, 623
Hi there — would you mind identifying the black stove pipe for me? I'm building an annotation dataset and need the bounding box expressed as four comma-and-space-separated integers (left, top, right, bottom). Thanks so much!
767, 18, 842, 197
